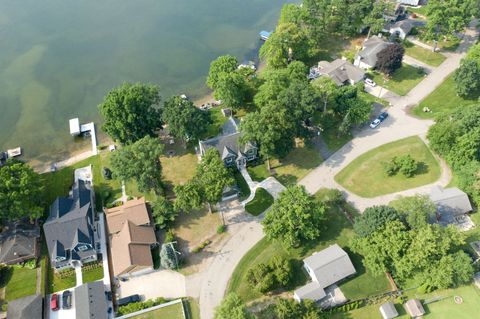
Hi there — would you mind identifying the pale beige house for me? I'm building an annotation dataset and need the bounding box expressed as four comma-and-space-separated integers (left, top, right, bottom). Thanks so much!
105, 198, 157, 277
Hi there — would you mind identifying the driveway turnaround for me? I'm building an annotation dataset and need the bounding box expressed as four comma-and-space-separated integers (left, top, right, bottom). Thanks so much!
117, 270, 187, 300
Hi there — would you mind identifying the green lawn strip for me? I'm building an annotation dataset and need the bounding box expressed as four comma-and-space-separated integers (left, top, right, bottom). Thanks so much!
413, 75, 479, 119
201, 107, 227, 140
404, 45, 446, 67
4, 266, 37, 301
335, 136, 441, 198
228, 201, 390, 303
234, 170, 251, 200
47, 267, 75, 294
408, 6, 428, 17
372, 64, 426, 96
128, 301, 185, 319
184, 298, 201, 319
333, 285, 480, 319
245, 188, 274, 216
82, 264, 104, 283
247, 164, 271, 182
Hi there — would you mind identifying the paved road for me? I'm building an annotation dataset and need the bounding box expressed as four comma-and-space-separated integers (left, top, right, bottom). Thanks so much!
196, 20, 478, 319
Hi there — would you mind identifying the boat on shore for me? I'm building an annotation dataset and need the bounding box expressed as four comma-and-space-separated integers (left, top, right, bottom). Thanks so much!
259, 30, 272, 41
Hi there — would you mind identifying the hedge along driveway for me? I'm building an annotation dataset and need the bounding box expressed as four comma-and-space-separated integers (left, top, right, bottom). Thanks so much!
334, 136, 441, 198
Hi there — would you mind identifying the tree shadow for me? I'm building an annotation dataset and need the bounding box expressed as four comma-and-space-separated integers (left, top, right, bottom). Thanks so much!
0, 266, 13, 288
415, 161, 429, 176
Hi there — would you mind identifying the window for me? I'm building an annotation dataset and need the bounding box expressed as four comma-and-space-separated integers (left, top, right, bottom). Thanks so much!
78, 245, 88, 252
56, 256, 65, 262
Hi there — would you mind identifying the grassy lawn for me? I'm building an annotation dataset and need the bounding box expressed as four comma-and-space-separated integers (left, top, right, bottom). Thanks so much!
404, 44, 446, 67
47, 267, 75, 294
234, 170, 251, 200
372, 64, 426, 96
332, 285, 480, 319
245, 188, 274, 216
247, 164, 271, 182
161, 144, 198, 194
335, 136, 441, 198
128, 301, 185, 319
184, 298, 200, 319
408, 5, 428, 17
4, 266, 37, 301
201, 107, 227, 140
82, 264, 104, 283
228, 194, 390, 303
412, 75, 479, 119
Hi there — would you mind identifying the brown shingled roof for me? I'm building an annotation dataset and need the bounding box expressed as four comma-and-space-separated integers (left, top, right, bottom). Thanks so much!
105, 197, 151, 234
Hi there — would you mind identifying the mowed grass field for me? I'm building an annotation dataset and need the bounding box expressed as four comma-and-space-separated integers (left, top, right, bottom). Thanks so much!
372, 64, 426, 96
129, 301, 185, 319
413, 75, 479, 119
404, 45, 446, 67
4, 266, 37, 301
335, 136, 441, 197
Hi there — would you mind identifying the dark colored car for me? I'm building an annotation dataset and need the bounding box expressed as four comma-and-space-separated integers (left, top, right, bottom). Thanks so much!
117, 294, 140, 307
50, 294, 59, 311
378, 112, 389, 121
105, 290, 112, 301
62, 290, 72, 309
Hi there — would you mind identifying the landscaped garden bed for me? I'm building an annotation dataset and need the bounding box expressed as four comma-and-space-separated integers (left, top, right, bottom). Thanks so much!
335, 136, 441, 198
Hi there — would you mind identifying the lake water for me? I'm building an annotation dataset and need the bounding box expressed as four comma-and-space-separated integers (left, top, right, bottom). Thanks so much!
0, 0, 287, 165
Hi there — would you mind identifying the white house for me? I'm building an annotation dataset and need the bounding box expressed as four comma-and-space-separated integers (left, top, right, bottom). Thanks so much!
294, 244, 356, 302
389, 20, 414, 40
354, 36, 393, 69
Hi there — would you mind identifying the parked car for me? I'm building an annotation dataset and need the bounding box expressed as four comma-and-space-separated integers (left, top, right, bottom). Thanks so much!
378, 112, 389, 121
51, 294, 59, 311
105, 290, 112, 301
369, 118, 381, 129
117, 294, 140, 307
62, 290, 72, 309
364, 78, 377, 87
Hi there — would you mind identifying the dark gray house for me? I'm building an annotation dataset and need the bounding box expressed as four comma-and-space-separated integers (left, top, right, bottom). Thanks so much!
198, 117, 258, 168
354, 36, 394, 69
7, 294, 43, 319
0, 221, 40, 265
44, 179, 98, 270
74, 281, 108, 319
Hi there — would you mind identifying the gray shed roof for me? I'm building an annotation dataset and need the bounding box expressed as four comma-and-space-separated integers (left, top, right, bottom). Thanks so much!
380, 301, 399, 319
7, 294, 43, 319
75, 281, 107, 319
430, 186, 473, 216
390, 20, 413, 34
304, 244, 356, 288
357, 36, 392, 67
316, 59, 365, 85
294, 281, 326, 301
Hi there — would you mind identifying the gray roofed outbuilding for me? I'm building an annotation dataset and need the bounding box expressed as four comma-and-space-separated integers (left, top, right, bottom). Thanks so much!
7, 294, 43, 319
75, 281, 108, 319
355, 36, 393, 68
430, 186, 473, 216
380, 301, 399, 319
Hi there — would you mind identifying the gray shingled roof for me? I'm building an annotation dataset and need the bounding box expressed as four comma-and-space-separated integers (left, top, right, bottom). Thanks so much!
317, 59, 365, 85
75, 281, 107, 319
380, 301, 399, 319
357, 36, 392, 67
294, 281, 326, 301
44, 180, 95, 264
390, 20, 413, 34
304, 244, 356, 288
0, 221, 39, 264
430, 186, 473, 216
7, 294, 43, 319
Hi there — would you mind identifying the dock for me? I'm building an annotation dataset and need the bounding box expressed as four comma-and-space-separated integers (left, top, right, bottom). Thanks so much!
69, 118, 98, 156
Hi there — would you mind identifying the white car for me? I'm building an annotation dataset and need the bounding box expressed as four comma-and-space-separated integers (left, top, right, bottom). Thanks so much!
369, 119, 381, 129
365, 78, 377, 87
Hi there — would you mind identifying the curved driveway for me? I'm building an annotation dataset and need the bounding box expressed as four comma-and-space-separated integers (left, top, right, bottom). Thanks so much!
198, 20, 478, 319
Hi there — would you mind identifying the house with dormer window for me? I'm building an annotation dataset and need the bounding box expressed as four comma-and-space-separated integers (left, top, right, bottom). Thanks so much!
198, 116, 258, 168
43, 178, 98, 270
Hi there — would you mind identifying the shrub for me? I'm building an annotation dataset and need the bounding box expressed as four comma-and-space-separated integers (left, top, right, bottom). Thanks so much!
193, 240, 212, 253
22, 259, 37, 269
383, 155, 418, 177
217, 225, 226, 234
246, 256, 292, 293
383, 157, 399, 176
164, 229, 175, 243
117, 297, 169, 316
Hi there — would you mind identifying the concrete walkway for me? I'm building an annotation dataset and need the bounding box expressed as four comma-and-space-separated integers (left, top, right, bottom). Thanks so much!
403, 55, 434, 73
74, 263, 83, 287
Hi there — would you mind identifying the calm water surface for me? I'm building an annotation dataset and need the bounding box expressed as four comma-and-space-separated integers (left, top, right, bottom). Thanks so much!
0, 0, 288, 164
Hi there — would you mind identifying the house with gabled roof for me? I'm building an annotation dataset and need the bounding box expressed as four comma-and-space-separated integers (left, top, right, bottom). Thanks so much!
74, 281, 108, 319
105, 197, 157, 277
0, 220, 40, 265
309, 59, 365, 86
7, 294, 43, 319
294, 244, 356, 302
354, 36, 394, 69
44, 178, 98, 270
198, 116, 258, 168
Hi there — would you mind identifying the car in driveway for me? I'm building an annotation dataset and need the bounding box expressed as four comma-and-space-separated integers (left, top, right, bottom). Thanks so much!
62, 290, 72, 309
51, 294, 59, 311
370, 112, 389, 129
117, 294, 140, 307
378, 112, 388, 121
364, 78, 376, 87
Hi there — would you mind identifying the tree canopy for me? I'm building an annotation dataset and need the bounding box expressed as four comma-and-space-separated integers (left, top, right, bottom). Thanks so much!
454, 55, 480, 98
173, 182, 203, 213
262, 185, 325, 247
151, 196, 177, 229
214, 293, 254, 319
390, 195, 436, 229
0, 160, 44, 222
353, 205, 403, 237
207, 55, 239, 89
110, 136, 164, 195
162, 96, 211, 142
98, 82, 162, 145
376, 43, 404, 75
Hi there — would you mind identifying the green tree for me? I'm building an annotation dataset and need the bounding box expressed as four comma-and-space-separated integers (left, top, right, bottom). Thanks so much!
262, 185, 325, 247
98, 82, 162, 145
213, 72, 248, 109
456, 161, 480, 205
162, 96, 211, 142
260, 22, 312, 69
390, 195, 436, 229
173, 182, 203, 213
214, 293, 254, 319
279, 3, 306, 25
275, 298, 322, 319
447, 128, 480, 169
0, 159, 44, 222
364, 1, 391, 38
375, 43, 404, 75
110, 136, 164, 194
396, 154, 418, 178
207, 55, 239, 89
339, 97, 372, 134
353, 205, 403, 237
151, 196, 177, 229
454, 59, 480, 97
312, 76, 338, 113
195, 149, 234, 212
246, 256, 292, 293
